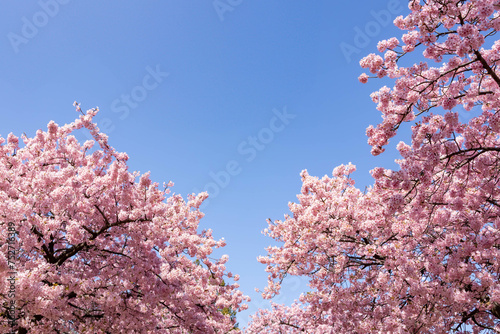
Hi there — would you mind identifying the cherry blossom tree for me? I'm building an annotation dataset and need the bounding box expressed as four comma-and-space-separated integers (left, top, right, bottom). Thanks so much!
247, 0, 500, 332
0, 104, 249, 333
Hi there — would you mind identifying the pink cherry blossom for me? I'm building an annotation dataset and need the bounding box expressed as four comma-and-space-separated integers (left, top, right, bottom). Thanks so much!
358, 73, 369, 83
248, 1, 500, 332
0, 106, 249, 333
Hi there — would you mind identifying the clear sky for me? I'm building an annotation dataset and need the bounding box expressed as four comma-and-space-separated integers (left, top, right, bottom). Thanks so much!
1, 0, 412, 327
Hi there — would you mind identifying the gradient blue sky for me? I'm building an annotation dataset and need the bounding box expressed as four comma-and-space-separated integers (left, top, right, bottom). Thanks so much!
1, 1, 412, 327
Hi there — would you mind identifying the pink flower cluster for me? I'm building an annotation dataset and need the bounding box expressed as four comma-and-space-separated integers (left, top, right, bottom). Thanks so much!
0, 107, 249, 333
358, 0, 500, 155
248, 1, 500, 332
249, 112, 500, 330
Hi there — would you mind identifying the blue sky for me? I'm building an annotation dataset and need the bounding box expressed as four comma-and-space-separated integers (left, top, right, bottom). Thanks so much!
1, 0, 411, 327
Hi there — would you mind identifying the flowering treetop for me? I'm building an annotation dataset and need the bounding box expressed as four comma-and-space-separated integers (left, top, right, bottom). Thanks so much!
0, 104, 249, 333
247, 1, 500, 333
359, 0, 500, 155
